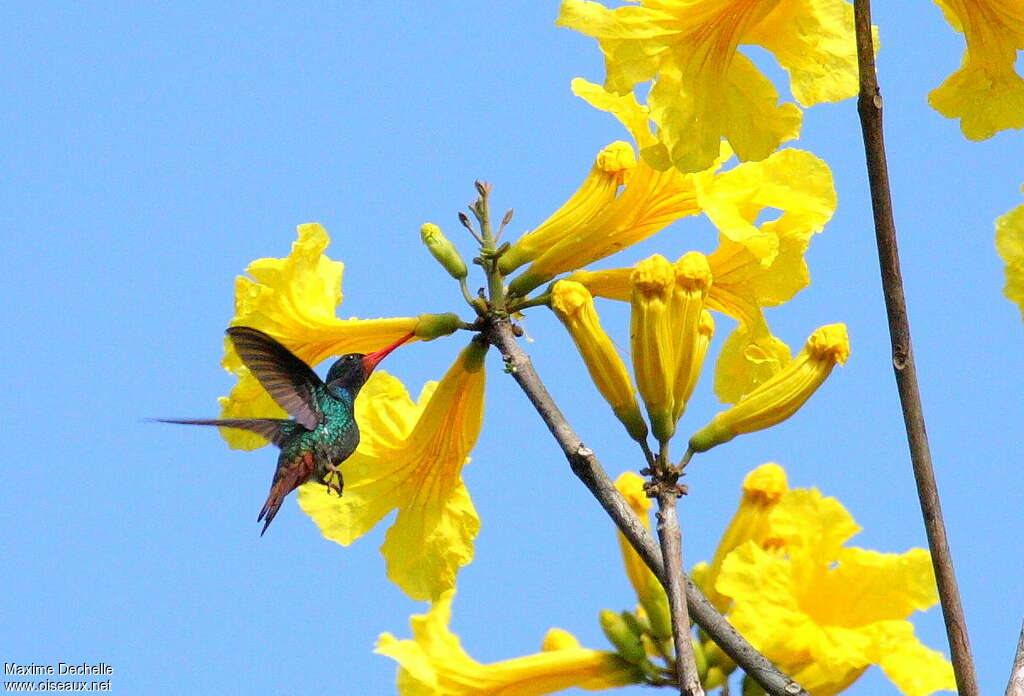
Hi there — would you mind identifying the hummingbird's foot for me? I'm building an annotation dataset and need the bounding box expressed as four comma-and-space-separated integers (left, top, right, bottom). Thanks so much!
324, 463, 345, 497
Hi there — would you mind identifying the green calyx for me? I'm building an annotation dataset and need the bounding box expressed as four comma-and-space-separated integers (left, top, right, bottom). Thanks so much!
414, 313, 463, 341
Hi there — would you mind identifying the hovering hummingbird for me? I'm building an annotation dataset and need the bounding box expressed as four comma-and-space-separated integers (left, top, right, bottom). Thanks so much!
159, 326, 413, 535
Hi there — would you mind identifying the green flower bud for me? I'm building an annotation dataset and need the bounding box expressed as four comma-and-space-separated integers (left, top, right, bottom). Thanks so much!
692, 636, 708, 682
414, 313, 462, 341
641, 590, 673, 641
599, 609, 646, 665
420, 223, 468, 280
742, 673, 768, 696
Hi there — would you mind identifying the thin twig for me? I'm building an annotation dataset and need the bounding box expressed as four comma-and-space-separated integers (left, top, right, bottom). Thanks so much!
853, 3, 979, 694
484, 317, 808, 696
1006, 620, 1024, 696
655, 487, 704, 696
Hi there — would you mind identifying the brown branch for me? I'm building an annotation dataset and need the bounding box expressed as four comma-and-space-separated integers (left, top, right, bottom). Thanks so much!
1007, 620, 1024, 696
655, 487, 704, 696
484, 316, 808, 696
853, 3, 979, 695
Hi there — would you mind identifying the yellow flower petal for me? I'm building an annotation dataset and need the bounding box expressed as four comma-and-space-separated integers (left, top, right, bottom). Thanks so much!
929, 0, 1024, 140
698, 148, 836, 266
767, 488, 861, 565
670, 253, 713, 420
996, 191, 1024, 320
377, 591, 640, 695
559, 0, 861, 172
227, 223, 419, 363
746, 0, 865, 106
298, 342, 487, 601
649, 49, 803, 172
712, 317, 793, 405
870, 621, 957, 696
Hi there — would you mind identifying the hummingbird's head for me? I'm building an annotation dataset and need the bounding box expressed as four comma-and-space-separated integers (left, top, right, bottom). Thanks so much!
325, 333, 415, 390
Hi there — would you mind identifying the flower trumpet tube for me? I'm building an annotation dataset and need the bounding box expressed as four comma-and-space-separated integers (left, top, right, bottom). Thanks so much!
688, 324, 850, 452
500, 141, 636, 275
630, 255, 678, 443
550, 281, 648, 442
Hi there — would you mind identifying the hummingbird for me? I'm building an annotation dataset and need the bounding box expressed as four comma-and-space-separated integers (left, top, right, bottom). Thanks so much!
159, 326, 413, 535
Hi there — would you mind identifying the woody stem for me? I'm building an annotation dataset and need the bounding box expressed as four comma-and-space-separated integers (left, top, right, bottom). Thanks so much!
854, 3, 978, 694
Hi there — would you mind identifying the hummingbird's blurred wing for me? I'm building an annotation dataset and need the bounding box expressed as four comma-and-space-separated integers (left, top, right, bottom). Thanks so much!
226, 326, 324, 430
154, 417, 293, 447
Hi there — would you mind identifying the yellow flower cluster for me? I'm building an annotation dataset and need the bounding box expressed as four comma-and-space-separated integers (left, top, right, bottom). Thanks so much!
620, 466, 957, 696
502, 80, 839, 408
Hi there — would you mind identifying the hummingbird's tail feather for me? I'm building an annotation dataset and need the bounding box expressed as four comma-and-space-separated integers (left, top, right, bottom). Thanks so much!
257, 467, 306, 536
152, 417, 291, 447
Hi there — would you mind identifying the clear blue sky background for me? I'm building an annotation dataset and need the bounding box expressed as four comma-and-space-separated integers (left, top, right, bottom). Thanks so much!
2, 2, 1022, 695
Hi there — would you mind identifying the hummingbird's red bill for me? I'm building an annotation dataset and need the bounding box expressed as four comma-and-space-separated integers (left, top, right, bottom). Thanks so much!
361, 333, 415, 377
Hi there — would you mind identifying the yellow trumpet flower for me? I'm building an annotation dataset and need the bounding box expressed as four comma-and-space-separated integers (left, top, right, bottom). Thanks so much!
500, 141, 636, 275
377, 591, 640, 695
558, 0, 865, 172
298, 342, 487, 602
688, 324, 850, 452
929, 0, 1024, 140
715, 479, 956, 696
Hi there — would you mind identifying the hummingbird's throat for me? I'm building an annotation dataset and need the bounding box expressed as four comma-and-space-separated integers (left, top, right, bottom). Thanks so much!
361, 333, 415, 376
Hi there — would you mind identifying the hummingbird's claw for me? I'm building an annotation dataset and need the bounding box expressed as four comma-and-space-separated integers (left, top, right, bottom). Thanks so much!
323, 463, 344, 497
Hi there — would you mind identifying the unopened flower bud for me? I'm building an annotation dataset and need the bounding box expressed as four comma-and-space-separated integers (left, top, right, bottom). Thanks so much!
692, 636, 709, 682
689, 324, 850, 452
420, 223, 468, 280
551, 281, 648, 442
671, 253, 713, 421
630, 255, 677, 443
599, 609, 646, 664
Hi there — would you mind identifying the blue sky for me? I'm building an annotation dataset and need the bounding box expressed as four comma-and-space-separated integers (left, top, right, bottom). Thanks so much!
2, 2, 1022, 694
